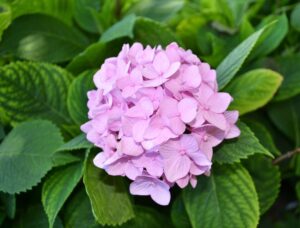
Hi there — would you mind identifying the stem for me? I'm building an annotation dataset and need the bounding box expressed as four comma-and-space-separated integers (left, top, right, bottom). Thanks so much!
273, 148, 300, 165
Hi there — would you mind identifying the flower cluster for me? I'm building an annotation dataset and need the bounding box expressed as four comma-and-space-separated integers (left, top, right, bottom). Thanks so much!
81, 42, 240, 205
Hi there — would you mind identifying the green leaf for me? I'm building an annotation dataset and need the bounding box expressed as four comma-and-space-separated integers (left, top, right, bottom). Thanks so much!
120, 206, 171, 228
267, 95, 300, 147
0, 61, 73, 125
273, 54, 300, 102
0, 120, 63, 194
10, 0, 73, 25
214, 122, 273, 164
72, 0, 102, 33
67, 70, 95, 125
249, 14, 288, 59
14, 204, 63, 228
243, 155, 281, 214
216, 27, 265, 89
100, 14, 136, 43
63, 188, 98, 228
0, 3, 11, 41
42, 162, 83, 228
83, 151, 134, 226
134, 17, 182, 47
66, 41, 119, 75
52, 152, 80, 167
125, 0, 184, 22
296, 182, 300, 200
0, 125, 4, 141
171, 195, 191, 228
0, 14, 89, 63
57, 134, 92, 152
291, 4, 300, 31
0, 193, 16, 219
183, 163, 259, 228
245, 120, 280, 156
225, 69, 282, 115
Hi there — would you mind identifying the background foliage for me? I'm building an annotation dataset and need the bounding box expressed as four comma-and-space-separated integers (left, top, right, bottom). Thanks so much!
0, 0, 300, 227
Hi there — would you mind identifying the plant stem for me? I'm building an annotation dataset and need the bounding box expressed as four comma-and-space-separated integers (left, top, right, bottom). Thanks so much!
273, 148, 300, 165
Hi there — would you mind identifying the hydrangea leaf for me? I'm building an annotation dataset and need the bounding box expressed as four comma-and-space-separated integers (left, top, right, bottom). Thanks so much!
214, 122, 273, 164
183, 163, 259, 228
83, 151, 134, 226
67, 70, 95, 125
171, 195, 191, 228
52, 152, 81, 168
63, 188, 98, 228
225, 69, 282, 115
245, 120, 280, 156
124, 0, 184, 22
216, 27, 265, 89
291, 4, 300, 31
0, 61, 73, 125
0, 14, 89, 63
249, 14, 288, 60
243, 155, 281, 214
10, 0, 73, 25
134, 17, 182, 47
0, 125, 4, 141
56, 134, 92, 152
0, 3, 11, 41
273, 54, 300, 102
0, 193, 16, 219
100, 14, 136, 43
268, 95, 300, 147
42, 162, 83, 228
0, 120, 64, 194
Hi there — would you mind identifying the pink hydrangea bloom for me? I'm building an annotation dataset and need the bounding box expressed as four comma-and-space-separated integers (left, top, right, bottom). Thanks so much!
81, 42, 240, 206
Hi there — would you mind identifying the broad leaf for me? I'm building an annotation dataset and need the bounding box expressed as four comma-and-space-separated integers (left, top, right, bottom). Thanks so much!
0, 3, 11, 41
0, 120, 63, 193
57, 134, 92, 152
134, 17, 182, 47
63, 188, 98, 228
83, 151, 134, 226
52, 152, 80, 167
245, 120, 280, 156
273, 54, 300, 102
0, 125, 4, 141
249, 14, 288, 59
244, 155, 281, 214
268, 95, 300, 147
216, 27, 265, 89
183, 164, 259, 228
42, 162, 83, 228
291, 4, 300, 31
0, 61, 73, 125
10, 0, 73, 25
171, 195, 191, 228
100, 14, 136, 43
225, 69, 282, 115
67, 70, 95, 125
66, 42, 119, 75
214, 122, 273, 164
121, 206, 171, 228
0, 193, 16, 219
0, 14, 89, 63
125, 0, 184, 22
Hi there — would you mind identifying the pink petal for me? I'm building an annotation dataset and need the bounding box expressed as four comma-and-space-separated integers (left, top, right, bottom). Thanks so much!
159, 97, 179, 117
203, 111, 227, 130
176, 175, 190, 188
93, 152, 107, 169
120, 137, 144, 156
159, 138, 181, 159
182, 65, 202, 88
178, 98, 198, 123
189, 163, 206, 175
142, 66, 158, 79
129, 176, 153, 196
139, 97, 154, 116
153, 51, 170, 73
150, 180, 171, 206
144, 77, 168, 87
132, 120, 149, 142
190, 175, 197, 188
226, 125, 241, 139
125, 163, 143, 180
169, 117, 185, 135
164, 155, 191, 182
208, 93, 232, 113
196, 83, 214, 104
190, 111, 205, 128
163, 62, 180, 78
180, 135, 199, 154
224, 111, 239, 124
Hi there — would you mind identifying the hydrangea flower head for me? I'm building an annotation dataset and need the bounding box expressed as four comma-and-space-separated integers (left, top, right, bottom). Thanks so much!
81, 42, 240, 205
